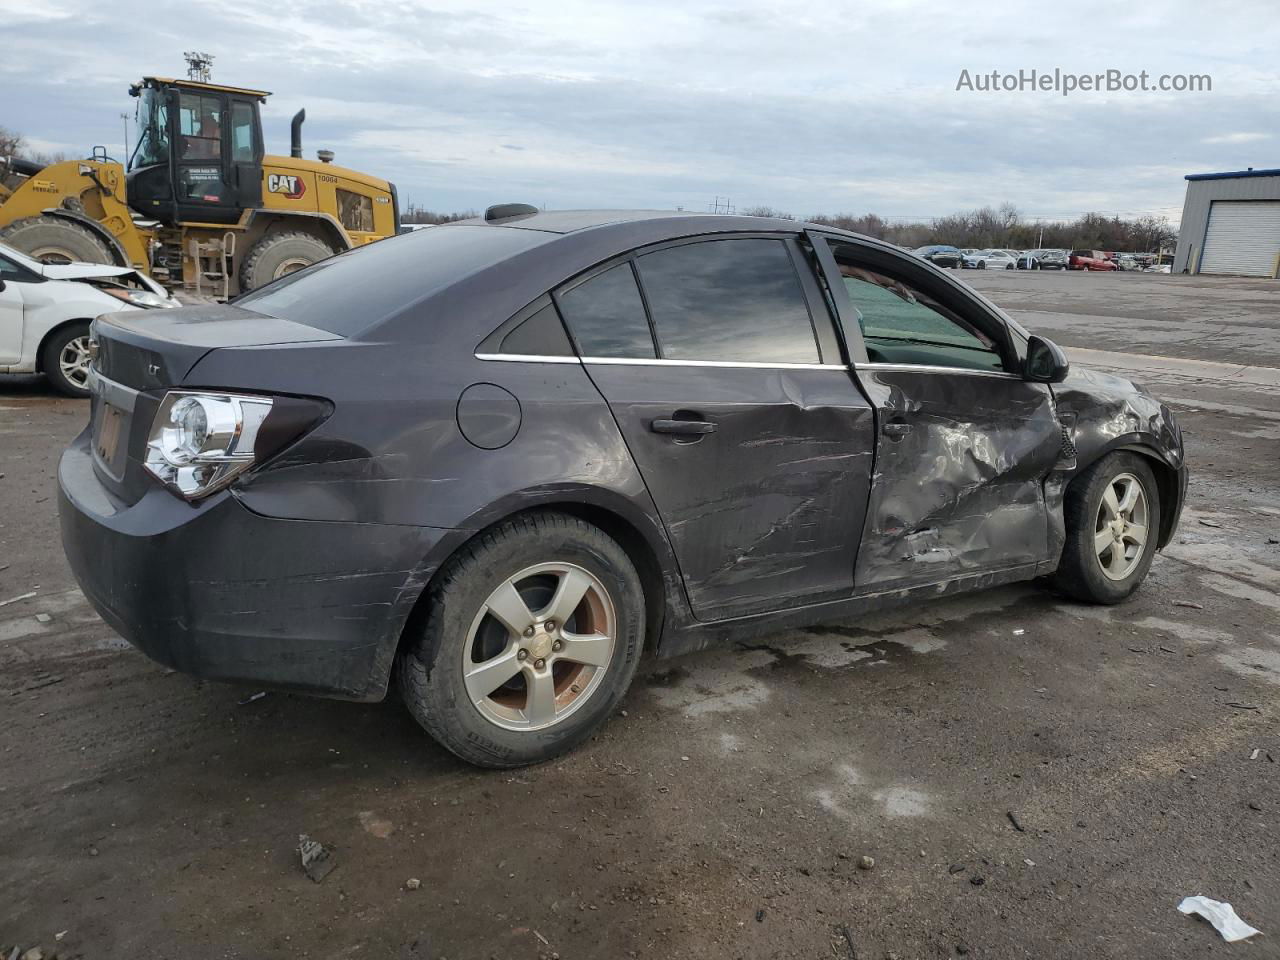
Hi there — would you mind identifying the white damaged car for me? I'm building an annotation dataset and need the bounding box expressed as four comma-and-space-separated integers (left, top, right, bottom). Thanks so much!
0, 242, 178, 396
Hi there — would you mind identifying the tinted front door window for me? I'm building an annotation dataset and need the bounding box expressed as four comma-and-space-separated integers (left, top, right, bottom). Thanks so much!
830, 256, 1003, 372
635, 239, 819, 364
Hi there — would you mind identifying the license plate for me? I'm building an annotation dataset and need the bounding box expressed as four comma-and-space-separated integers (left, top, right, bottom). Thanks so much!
96, 405, 125, 464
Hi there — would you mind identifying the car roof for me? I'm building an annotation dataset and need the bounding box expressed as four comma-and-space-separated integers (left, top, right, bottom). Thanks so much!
452, 208, 806, 236
369, 208, 1034, 345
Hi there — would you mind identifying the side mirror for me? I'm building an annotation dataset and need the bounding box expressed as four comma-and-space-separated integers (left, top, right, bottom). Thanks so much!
1024, 335, 1070, 383
0, 279, 6, 293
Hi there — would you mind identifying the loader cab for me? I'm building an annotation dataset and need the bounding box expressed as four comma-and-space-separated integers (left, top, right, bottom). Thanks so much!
126, 77, 266, 225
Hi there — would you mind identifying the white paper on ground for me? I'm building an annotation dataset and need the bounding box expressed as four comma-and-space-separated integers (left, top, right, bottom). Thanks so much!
1178, 896, 1262, 942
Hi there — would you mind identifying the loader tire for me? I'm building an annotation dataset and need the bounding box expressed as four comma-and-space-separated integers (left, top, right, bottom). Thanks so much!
240, 232, 336, 291
0, 216, 114, 265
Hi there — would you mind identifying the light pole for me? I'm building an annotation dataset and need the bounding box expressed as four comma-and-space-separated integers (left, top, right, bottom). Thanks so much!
120, 112, 129, 162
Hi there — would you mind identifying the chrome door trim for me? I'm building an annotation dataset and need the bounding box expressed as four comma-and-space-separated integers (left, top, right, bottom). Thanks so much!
474, 353, 582, 364
855, 362, 1024, 380
580, 356, 836, 370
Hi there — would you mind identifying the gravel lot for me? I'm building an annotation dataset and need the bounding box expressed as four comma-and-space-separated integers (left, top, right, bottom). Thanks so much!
2, 270, 1278, 959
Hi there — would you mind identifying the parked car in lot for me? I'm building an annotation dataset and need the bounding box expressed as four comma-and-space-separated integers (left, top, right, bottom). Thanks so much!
1018, 249, 1068, 270
962, 249, 1018, 270
1070, 250, 1119, 271
912, 244, 962, 268
59, 208, 1187, 767
0, 242, 178, 396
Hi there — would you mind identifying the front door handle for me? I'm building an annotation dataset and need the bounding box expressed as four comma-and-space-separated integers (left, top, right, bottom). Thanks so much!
651, 418, 717, 436
882, 422, 912, 439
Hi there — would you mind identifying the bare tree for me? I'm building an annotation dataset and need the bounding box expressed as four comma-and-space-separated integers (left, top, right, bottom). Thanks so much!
739, 205, 795, 220
0, 125, 22, 160
400, 203, 478, 225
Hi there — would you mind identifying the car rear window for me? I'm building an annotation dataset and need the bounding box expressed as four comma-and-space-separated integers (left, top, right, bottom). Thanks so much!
235, 225, 552, 336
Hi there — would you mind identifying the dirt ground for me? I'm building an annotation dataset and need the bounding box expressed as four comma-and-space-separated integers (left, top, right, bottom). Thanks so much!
2, 270, 1278, 960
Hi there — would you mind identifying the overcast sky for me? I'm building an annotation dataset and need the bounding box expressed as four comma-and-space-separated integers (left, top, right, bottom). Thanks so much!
4, 0, 1276, 223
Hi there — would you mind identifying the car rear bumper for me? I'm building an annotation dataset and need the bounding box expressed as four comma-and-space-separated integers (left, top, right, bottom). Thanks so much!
57, 430, 449, 701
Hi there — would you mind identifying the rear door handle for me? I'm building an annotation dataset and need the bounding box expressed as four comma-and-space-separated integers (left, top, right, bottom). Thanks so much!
882, 422, 912, 439
651, 418, 717, 436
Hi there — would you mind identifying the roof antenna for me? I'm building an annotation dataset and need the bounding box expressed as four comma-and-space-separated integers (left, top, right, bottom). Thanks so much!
184, 51, 215, 83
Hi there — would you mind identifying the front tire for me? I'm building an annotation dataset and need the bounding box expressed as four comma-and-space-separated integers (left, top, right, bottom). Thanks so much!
40, 321, 93, 397
240, 232, 336, 292
397, 512, 645, 768
1054, 452, 1161, 604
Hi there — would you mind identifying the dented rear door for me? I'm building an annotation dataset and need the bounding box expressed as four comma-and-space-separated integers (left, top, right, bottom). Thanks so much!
556, 236, 875, 622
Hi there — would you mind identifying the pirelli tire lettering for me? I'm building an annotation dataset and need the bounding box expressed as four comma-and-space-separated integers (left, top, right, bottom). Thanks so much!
267, 174, 306, 200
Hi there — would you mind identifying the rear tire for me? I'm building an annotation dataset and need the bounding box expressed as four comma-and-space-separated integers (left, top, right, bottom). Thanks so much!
0, 216, 114, 265
396, 512, 645, 768
1053, 452, 1161, 604
240, 232, 336, 292
40, 321, 93, 397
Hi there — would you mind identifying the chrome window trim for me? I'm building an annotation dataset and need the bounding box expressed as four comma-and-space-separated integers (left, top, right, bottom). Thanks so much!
856, 361, 1023, 380
474, 353, 582, 364
472, 353, 1024, 379
580, 356, 836, 370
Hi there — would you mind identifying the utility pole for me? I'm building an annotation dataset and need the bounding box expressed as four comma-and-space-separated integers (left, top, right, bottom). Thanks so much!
120, 112, 129, 162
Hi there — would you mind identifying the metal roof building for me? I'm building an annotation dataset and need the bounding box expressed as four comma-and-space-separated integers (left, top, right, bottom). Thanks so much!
1172, 168, 1280, 277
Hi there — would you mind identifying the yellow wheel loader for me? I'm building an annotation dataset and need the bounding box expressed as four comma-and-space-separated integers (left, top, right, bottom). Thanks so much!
0, 76, 399, 296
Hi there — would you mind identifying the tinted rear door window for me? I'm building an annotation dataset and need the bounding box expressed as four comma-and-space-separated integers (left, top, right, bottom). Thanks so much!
635, 238, 819, 363
557, 262, 656, 358
235, 225, 552, 336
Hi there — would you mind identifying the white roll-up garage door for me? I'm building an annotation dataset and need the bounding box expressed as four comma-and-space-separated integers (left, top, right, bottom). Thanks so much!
1199, 201, 1280, 277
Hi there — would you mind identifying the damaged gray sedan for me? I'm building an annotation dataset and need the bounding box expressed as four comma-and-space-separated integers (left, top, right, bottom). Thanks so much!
58, 207, 1187, 767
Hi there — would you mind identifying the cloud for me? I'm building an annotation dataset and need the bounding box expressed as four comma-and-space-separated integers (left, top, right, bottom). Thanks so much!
1201, 132, 1271, 145
4, 0, 1276, 220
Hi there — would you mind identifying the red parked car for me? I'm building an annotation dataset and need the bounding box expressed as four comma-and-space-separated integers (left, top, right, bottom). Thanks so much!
1070, 250, 1118, 271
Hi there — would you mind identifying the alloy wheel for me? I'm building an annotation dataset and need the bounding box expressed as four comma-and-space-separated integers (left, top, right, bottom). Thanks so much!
1094, 472, 1149, 580
462, 562, 616, 731
59, 335, 92, 389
